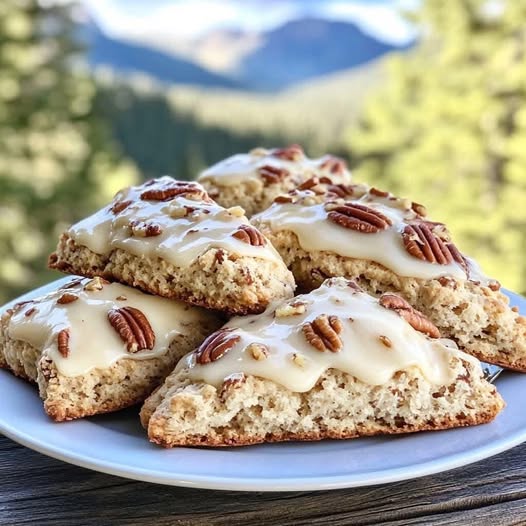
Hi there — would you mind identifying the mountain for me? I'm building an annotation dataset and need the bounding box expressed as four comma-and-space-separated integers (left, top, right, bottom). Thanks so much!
83, 21, 241, 89
237, 18, 404, 90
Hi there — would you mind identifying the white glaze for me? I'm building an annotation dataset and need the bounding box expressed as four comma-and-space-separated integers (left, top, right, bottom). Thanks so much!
179, 278, 480, 392
8, 278, 213, 377
68, 177, 283, 267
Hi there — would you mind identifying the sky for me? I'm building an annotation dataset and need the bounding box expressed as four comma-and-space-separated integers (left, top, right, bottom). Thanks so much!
78, 0, 417, 45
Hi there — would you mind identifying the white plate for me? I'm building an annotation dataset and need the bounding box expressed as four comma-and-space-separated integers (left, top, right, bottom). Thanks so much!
0, 278, 525, 492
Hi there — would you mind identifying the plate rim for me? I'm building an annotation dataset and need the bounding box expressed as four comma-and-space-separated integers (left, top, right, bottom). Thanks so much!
0, 278, 525, 491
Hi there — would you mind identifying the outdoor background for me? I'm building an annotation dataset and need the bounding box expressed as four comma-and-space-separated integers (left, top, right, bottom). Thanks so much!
0, 0, 525, 303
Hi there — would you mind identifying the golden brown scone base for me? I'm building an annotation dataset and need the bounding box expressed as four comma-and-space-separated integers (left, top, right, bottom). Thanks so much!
141, 358, 504, 448
48, 233, 295, 315
0, 309, 221, 421
255, 228, 526, 372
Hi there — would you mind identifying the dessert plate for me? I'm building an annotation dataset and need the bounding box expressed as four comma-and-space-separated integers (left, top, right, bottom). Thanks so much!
0, 278, 525, 491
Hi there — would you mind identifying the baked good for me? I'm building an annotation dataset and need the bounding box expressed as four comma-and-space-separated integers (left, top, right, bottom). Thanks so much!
198, 145, 352, 217
0, 277, 221, 421
48, 177, 295, 315
251, 178, 526, 371
141, 278, 504, 447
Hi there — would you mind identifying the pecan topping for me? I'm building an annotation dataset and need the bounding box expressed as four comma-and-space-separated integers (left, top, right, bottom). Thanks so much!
220, 373, 246, 400
195, 329, 240, 365
247, 343, 269, 361
60, 278, 84, 290
110, 199, 132, 214
57, 293, 79, 305
379, 294, 440, 338
140, 180, 207, 202
320, 156, 347, 175
130, 220, 163, 237
411, 202, 427, 217
232, 225, 266, 246
302, 314, 343, 352
272, 144, 304, 161
258, 164, 290, 184
298, 176, 333, 191
402, 222, 466, 269
25, 307, 37, 317
379, 335, 393, 348
108, 307, 155, 353
369, 187, 389, 198
327, 203, 393, 233
84, 277, 109, 292
274, 194, 295, 204
275, 301, 307, 318
57, 329, 70, 358
325, 184, 355, 198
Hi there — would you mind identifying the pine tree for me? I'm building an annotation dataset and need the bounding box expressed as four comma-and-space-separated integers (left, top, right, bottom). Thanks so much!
0, 0, 137, 302
348, 0, 526, 293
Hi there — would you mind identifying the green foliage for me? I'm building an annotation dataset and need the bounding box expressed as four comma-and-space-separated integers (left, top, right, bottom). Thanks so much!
0, 0, 137, 302
348, 0, 526, 293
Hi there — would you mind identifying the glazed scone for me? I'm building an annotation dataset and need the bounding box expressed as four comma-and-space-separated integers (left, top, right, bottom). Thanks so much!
251, 179, 526, 371
198, 145, 352, 217
48, 177, 295, 315
141, 278, 504, 447
0, 277, 222, 421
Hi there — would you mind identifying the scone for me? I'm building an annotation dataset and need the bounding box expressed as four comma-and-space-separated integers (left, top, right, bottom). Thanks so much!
48, 177, 295, 315
0, 277, 221, 421
251, 178, 526, 371
141, 278, 504, 447
198, 145, 352, 217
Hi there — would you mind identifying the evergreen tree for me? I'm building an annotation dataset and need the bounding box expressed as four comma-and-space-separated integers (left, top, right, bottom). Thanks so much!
0, 0, 137, 302
348, 0, 526, 293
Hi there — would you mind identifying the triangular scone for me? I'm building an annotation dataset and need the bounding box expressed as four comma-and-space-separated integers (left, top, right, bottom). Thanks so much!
251, 178, 526, 372
0, 277, 221, 421
48, 177, 295, 315
198, 145, 352, 217
141, 278, 504, 447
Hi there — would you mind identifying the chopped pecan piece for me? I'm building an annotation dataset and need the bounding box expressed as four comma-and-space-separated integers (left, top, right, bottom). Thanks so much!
274, 194, 295, 204
379, 294, 440, 338
275, 301, 307, 318
195, 328, 240, 365
108, 307, 155, 353
83, 276, 109, 291
232, 224, 266, 246
302, 314, 343, 352
258, 164, 290, 185
411, 202, 427, 217
247, 343, 269, 361
298, 176, 333, 190
140, 180, 207, 202
369, 187, 390, 198
57, 328, 70, 358
320, 156, 347, 175
327, 203, 392, 233
57, 293, 79, 305
110, 199, 132, 215
60, 278, 84, 290
220, 373, 246, 400
272, 144, 304, 161
402, 222, 466, 270
24, 307, 37, 317
130, 220, 163, 237
379, 335, 393, 348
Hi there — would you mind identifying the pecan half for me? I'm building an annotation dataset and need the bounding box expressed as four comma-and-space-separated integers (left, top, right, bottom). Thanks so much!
402, 222, 465, 269
108, 307, 155, 353
130, 220, 163, 237
57, 328, 70, 358
57, 293, 79, 305
195, 329, 240, 365
140, 180, 206, 202
110, 199, 132, 215
320, 156, 347, 175
379, 294, 440, 338
272, 144, 304, 161
258, 164, 289, 184
327, 203, 393, 233
302, 314, 343, 352
232, 224, 266, 246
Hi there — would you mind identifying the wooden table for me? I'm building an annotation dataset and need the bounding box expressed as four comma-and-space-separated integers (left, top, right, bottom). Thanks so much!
1, 434, 525, 525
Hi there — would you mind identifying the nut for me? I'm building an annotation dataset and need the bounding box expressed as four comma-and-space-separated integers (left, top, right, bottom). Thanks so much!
130, 220, 163, 237
325, 184, 355, 198
226, 206, 246, 218
108, 307, 155, 353
275, 301, 307, 318
327, 203, 393, 233
274, 194, 296, 204
272, 144, 304, 161
220, 373, 246, 400
258, 164, 290, 184
379, 294, 440, 338
83, 276, 109, 292
116, 295, 127, 301
247, 343, 269, 361
320, 156, 347, 175
379, 335, 393, 348
232, 224, 266, 246
24, 307, 37, 317
298, 176, 333, 191
60, 278, 84, 290
140, 180, 207, 202
411, 202, 427, 217
195, 328, 240, 364
57, 328, 70, 358
369, 187, 390, 198
292, 353, 306, 367
302, 314, 343, 352
110, 199, 132, 215
57, 293, 79, 305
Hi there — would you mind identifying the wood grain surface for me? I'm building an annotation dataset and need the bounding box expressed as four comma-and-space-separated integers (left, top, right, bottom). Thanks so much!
1, 434, 525, 526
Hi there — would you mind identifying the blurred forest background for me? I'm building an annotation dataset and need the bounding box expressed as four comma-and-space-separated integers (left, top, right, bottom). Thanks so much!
0, 0, 525, 303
